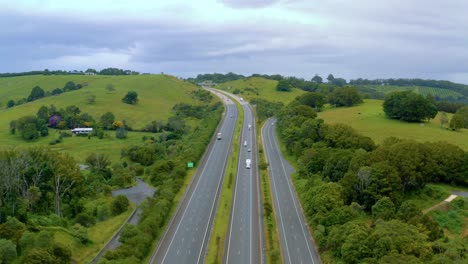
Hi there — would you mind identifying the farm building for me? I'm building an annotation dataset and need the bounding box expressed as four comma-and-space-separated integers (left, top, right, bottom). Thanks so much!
71, 128, 93, 135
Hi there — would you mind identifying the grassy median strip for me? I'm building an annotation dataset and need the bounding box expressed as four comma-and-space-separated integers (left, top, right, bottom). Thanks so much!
258, 121, 282, 264
206, 97, 244, 264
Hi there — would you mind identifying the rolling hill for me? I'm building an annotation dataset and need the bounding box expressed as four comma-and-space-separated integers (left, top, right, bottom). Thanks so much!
215, 77, 305, 104
0, 74, 211, 162
318, 99, 468, 150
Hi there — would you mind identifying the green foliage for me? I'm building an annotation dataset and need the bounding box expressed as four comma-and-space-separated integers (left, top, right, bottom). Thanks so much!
63, 81, 77, 91
0, 238, 17, 264
328, 87, 363, 107
383, 91, 437, 122
23, 248, 55, 264
7, 99, 15, 108
74, 212, 96, 227
371, 197, 395, 220
250, 98, 283, 122
295, 92, 326, 110
122, 91, 138, 104
27, 86, 45, 102
450, 113, 464, 130
115, 127, 128, 139
111, 195, 129, 215
276, 79, 291, 92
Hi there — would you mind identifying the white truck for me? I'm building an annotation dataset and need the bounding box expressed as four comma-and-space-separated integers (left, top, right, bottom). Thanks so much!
217, 133, 222, 140
246, 159, 251, 169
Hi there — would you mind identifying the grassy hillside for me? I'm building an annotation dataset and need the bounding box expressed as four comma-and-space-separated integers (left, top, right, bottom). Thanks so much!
0, 74, 208, 162
362, 85, 464, 100
318, 99, 468, 150
0, 74, 200, 129
215, 77, 305, 104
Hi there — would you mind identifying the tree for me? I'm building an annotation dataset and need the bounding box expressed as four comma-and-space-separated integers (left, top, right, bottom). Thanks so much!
27, 86, 45, 102
63, 81, 77, 91
383, 91, 437, 122
328, 87, 362, 107
327, 73, 335, 83
85, 153, 111, 173
122, 91, 138, 104
36, 105, 49, 121
296, 92, 326, 110
0, 239, 17, 264
440, 112, 449, 127
7, 100, 15, 108
51, 152, 81, 217
449, 112, 464, 130
51, 88, 63, 95
115, 127, 128, 139
312, 74, 323, 83
111, 195, 129, 215
372, 197, 395, 220
276, 79, 291, 92
100, 112, 115, 129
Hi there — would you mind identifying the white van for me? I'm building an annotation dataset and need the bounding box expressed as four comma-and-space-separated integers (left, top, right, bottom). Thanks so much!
244, 140, 247, 147
246, 159, 251, 169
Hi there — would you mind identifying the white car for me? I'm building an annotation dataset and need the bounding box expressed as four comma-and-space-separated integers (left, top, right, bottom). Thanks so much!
244, 140, 247, 147
246, 159, 251, 169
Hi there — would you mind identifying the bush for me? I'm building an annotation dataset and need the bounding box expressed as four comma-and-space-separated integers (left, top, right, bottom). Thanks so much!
112, 195, 130, 215
74, 213, 96, 227
71, 224, 90, 244
96, 205, 110, 222
116, 127, 128, 139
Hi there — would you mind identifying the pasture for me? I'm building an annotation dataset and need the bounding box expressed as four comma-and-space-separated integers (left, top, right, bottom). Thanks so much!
0, 74, 208, 163
318, 99, 468, 150
216, 77, 305, 104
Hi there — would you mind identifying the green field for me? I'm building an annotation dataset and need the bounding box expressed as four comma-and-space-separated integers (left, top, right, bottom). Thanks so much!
0, 74, 207, 162
0, 74, 201, 129
363, 85, 464, 100
318, 99, 468, 150
216, 77, 305, 104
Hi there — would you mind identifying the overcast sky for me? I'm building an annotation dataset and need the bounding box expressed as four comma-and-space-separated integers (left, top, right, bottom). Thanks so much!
1, 0, 468, 83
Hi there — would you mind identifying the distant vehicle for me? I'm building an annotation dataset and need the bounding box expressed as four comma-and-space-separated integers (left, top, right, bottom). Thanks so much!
217, 133, 222, 140
248, 148, 251, 152
246, 159, 251, 169
248, 124, 251, 130
240, 97, 244, 101
244, 140, 247, 147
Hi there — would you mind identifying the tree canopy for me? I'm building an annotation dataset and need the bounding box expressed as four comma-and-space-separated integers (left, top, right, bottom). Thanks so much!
383, 91, 437, 122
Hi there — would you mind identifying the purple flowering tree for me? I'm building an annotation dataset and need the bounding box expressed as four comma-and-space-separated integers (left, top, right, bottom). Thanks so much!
49, 115, 62, 128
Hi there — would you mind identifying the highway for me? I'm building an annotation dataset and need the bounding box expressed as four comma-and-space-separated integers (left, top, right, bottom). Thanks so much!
148, 93, 238, 264
262, 118, 321, 264
224, 101, 262, 264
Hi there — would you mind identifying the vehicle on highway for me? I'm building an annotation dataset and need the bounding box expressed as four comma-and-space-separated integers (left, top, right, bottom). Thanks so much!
247, 148, 251, 152
246, 159, 251, 169
244, 140, 247, 147
217, 132, 222, 140
248, 124, 251, 130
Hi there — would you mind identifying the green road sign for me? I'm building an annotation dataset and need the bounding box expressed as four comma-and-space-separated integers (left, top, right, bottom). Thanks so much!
187, 162, 194, 168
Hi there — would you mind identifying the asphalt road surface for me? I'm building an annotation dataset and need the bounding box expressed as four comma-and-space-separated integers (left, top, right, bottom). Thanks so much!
224, 102, 262, 264
262, 118, 321, 264
148, 95, 238, 264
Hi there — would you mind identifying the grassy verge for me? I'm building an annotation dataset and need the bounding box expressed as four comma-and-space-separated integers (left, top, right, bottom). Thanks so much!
205, 97, 243, 264
52, 202, 136, 263
257, 125, 282, 264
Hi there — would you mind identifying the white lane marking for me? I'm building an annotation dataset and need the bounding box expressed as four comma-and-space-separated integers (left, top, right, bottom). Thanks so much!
196, 105, 237, 264
265, 122, 293, 264
270, 120, 316, 264
159, 105, 236, 264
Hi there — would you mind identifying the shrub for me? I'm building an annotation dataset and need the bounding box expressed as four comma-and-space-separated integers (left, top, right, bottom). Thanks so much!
111, 195, 130, 215
74, 213, 96, 227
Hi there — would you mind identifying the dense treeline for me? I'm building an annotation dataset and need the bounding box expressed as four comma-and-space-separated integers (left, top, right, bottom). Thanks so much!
0, 68, 140, 78
6, 81, 83, 109
350, 78, 468, 97
275, 97, 468, 263
188, 72, 245, 83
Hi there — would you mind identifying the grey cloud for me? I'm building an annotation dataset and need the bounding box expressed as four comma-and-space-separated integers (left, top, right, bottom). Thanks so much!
220, 0, 279, 9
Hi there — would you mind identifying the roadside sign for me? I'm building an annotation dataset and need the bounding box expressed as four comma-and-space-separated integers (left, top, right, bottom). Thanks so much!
187, 162, 194, 168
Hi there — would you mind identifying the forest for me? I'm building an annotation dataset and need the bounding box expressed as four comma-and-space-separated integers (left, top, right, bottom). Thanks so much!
273, 97, 467, 263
